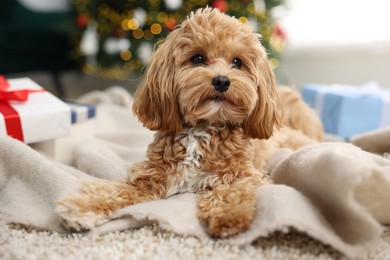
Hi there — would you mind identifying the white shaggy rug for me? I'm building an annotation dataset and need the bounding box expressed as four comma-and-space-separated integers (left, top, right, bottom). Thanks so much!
1, 220, 389, 259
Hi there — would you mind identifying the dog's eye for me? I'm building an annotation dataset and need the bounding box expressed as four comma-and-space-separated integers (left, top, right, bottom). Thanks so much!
191, 54, 205, 65
232, 58, 242, 68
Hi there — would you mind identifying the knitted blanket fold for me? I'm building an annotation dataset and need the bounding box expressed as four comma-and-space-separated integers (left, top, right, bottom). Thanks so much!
1, 87, 389, 258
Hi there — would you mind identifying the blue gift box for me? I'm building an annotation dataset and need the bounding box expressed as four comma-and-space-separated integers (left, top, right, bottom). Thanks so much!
302, 83, 390, 139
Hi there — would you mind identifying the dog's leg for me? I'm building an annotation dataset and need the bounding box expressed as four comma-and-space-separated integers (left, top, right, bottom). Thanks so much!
197, 174, 269, 238
56, 163, 167, 232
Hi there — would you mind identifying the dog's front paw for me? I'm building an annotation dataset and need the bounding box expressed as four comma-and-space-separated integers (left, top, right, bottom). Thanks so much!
198, 197, 256, 238
56, 196, 110, 232
200, 210, 253, 238
198, 185, 258, 238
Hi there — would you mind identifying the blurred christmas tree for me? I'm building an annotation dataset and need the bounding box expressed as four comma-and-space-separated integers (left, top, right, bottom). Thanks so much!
72, 0, 286, 80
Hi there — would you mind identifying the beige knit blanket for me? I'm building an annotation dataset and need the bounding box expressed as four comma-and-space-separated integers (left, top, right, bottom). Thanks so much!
0, 87, 389, 258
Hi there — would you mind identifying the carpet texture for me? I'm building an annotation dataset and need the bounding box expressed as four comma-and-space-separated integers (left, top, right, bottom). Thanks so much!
1, 220, 390, 259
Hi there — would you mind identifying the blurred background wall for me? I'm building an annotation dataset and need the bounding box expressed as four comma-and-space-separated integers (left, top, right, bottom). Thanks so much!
277, 0, 390, 88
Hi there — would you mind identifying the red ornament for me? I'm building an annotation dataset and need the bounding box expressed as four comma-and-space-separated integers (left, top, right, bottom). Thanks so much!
76, 14, 89, 28
212, 0, 228, 12
273, 24, 287, 41
165, 18, 177, 31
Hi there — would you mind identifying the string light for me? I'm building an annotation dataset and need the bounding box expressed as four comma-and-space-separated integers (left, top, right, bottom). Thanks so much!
128, 19, 140, 30
121, 19, 130, 30
132, 29, 144, 39
157, 12, 168, 23
238, 16, 248, 24
144, 30, 154, 40
120, 50, 132, 61
150, 23, 162, 35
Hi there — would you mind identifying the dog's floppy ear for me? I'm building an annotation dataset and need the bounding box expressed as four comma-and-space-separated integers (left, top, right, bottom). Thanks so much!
243, 56, 282, 139
132, 29, 183, 133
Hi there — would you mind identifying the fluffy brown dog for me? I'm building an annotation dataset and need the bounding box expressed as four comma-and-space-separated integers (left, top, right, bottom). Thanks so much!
253, 86, 324, 172
57, 8, 323, 238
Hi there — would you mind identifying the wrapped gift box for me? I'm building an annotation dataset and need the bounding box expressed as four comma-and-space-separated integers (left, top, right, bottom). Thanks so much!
302, 83, 390, 139
0, 77, 71, 143
67, 102, 96, 124
31, 102, 96, 164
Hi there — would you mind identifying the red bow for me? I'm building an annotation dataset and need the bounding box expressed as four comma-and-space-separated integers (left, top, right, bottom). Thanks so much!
0, 75, 44, 142
0, 75, 9, 89
0, 89, 29, 102
0, 75, 30, 102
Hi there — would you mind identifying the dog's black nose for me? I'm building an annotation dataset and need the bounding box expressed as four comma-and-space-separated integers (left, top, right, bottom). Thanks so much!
212, 75, 230, 92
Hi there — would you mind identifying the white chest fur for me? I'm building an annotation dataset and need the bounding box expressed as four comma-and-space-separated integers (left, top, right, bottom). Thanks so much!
165, 126, 217, 197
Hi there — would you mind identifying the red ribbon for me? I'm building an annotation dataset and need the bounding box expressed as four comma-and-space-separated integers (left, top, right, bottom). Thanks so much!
0, 75, 9, 89
0, 102, 24, 141
0, 89, 29, 102
0, 75, 45, 142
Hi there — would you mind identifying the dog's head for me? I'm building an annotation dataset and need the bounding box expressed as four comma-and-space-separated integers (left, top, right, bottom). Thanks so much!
133, 7, 282, 139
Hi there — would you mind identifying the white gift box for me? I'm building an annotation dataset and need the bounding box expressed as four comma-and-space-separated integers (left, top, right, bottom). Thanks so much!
0, 77, 71, 143
31, 102, 96, 164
